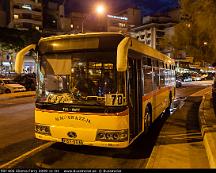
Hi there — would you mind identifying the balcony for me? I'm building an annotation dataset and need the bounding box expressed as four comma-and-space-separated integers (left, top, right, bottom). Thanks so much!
14, 18, 42, 26
13, 0, 42, 9
14, 8, 42, 16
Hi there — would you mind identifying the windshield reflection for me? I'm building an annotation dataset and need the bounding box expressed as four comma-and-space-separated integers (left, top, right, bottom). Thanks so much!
37, 51, 126, 106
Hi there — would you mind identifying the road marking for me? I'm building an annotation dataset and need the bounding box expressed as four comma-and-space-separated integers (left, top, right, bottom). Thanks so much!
0, 142, 55, 169
190, 86, 212, 97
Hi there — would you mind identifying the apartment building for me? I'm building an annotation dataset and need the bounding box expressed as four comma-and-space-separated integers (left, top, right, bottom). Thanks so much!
8, 0, 42, 31
130, 15, 177, 51
107, 8, 141, 33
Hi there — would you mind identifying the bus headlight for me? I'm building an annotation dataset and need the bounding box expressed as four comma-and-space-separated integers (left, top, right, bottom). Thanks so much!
35, 124, 51, 136
96, 129, 128, 142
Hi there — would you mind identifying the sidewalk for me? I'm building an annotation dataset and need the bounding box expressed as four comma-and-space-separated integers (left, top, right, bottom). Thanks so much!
0, 91, 35, 101
146, 86, 215, 168
199, 89, 216, 168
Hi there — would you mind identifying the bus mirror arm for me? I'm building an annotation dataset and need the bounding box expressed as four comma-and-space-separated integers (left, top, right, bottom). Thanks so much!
15, 44, 36, 74
117, 37, 131, 72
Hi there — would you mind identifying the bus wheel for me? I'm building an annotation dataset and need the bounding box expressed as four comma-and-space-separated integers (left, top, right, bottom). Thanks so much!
144, 106, 152, 133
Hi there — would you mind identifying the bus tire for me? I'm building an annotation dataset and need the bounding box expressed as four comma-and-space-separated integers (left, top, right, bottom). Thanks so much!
144, 105, 152, 133
165, 93, 172, 116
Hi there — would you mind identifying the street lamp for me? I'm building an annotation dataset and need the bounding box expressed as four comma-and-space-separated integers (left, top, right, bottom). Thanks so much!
81, 4, 106, 33
96, 4, 106, 15
201, 41, 208, 67
203, 41, 208, 46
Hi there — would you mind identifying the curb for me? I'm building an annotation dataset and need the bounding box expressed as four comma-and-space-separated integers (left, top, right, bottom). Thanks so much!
199, 91, 216, 168
0, 91, 36, 101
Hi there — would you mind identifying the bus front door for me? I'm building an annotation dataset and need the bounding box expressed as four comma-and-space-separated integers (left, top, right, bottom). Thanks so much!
128, 58, 143, 140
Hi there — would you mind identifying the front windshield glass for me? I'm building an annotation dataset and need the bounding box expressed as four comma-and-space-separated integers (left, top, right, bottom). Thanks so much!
3, 80, 16, 84
36, 51, 127, 106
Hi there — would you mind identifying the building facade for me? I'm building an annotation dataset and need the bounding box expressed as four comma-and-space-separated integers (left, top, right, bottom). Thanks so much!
107, 8, 141, 33
8, 0, 43, 31
130, 15, 177, 51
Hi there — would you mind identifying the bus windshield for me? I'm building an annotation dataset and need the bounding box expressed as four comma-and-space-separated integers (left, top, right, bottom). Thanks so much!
36, 51, 126, 107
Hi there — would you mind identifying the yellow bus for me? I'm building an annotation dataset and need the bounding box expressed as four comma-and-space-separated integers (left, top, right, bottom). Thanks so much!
15, 32, 176, 148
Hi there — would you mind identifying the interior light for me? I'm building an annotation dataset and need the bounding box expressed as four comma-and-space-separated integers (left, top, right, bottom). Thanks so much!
14, 14, 19, 19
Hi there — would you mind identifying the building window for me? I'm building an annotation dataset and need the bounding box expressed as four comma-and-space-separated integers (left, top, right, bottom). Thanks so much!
118, 23, 126, 28
22, 4, 32, 10
146, 40, 151, 45
140, 35, 145, 40
14, 14, 19, 19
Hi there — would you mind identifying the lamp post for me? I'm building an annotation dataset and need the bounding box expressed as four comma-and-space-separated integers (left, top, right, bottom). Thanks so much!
200, 41, 208, 67
81, 4, 106, 33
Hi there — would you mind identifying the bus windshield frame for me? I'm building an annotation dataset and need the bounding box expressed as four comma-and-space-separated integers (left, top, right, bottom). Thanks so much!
36, 50, 127, 109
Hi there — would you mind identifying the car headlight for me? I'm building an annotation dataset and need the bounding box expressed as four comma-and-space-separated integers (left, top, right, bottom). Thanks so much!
96, 129, 128, 142
35, 124, 51, 135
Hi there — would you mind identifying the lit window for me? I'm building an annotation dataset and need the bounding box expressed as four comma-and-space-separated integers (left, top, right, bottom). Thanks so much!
14, 14, 19, 19
22, 4, 32, 10
118, 23, 126, 28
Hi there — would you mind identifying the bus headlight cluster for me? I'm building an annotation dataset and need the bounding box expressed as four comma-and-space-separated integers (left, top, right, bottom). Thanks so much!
35, 124, 51, 135
96, 129, 128, 142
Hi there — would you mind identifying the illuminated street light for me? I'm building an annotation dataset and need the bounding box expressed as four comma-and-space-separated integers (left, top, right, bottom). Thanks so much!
81, 4, 106, 33
203, 41, 208, 46
96, 4, 106, 15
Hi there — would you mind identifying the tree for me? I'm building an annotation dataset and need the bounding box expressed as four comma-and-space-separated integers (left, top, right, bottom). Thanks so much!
162, 0, 216, 64
0, 27, 41, 51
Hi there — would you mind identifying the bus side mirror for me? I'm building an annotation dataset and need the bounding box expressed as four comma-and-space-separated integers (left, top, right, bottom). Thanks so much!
117, 37, 131, 72
15, 44, 36, 74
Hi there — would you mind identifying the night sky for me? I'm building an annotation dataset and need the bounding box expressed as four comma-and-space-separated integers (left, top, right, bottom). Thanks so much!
64, 0, 179, 16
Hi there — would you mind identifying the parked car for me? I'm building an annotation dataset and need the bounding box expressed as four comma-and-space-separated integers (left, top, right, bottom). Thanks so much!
13, 73, 36, 91
201, 73, 208, 80
0, 78, 26, 93
182, 73, 192, 82
191, 74, 202, 81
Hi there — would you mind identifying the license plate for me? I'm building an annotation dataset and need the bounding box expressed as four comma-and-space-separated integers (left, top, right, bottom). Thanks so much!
62, 138, 83, 145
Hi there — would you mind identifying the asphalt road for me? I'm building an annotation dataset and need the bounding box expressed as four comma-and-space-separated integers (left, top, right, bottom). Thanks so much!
0, 82, 211, 169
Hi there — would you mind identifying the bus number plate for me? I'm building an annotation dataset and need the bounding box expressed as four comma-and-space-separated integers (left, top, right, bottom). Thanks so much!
62, 138, 83, 145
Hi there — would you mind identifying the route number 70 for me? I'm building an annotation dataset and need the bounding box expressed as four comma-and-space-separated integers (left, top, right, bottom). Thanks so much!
105, 94, 124, 106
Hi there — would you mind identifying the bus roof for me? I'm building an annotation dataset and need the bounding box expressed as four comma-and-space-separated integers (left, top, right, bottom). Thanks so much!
129, 38, 175, 65
39, 32, 124, 43
38, 32, 125, 55
38, 32, 174, 65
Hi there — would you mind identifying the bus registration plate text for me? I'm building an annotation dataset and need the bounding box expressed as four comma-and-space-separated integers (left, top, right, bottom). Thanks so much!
62, 138, 83, 145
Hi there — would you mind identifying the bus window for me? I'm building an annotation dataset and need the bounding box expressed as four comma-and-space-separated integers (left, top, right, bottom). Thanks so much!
153, 59, 159, 89
143, 58, 153, 94
159, 61, 165, 87
165, 64, 170, 85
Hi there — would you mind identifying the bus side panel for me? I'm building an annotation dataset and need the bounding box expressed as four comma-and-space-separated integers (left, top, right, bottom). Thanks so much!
142, 86, 172, 130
